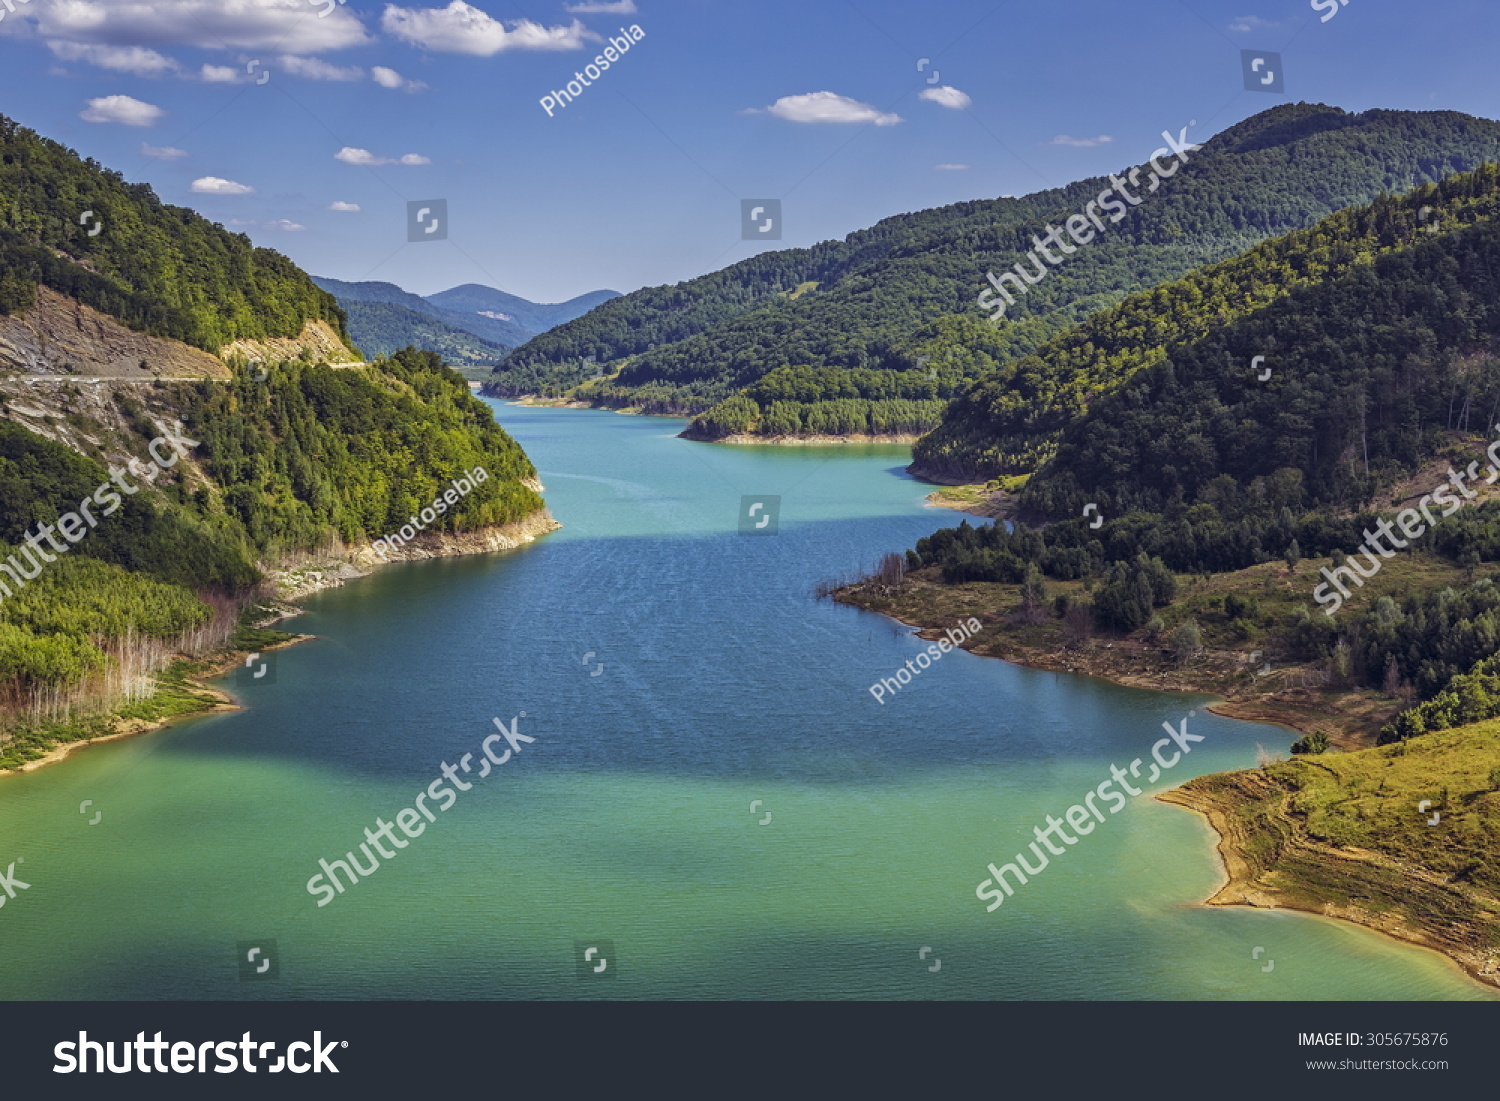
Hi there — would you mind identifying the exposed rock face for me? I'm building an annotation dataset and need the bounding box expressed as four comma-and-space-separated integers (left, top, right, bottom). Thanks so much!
349, 510, 562, 568
0, 374, 210, 479
0, 286, 230, 378
0, 288, 358, 380
263, 510, 561, 601
221, 319, 360, 366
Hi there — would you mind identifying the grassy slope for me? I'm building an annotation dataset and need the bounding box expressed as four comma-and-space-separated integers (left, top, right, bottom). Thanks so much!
1161, 719, 1500, 988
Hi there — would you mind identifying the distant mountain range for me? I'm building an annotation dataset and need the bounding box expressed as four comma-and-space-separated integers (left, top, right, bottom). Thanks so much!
478, 103, 1500, 433
312, 277, 620, 364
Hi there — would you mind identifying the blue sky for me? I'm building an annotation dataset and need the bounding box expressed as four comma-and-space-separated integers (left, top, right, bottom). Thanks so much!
1, 0, 1498, 302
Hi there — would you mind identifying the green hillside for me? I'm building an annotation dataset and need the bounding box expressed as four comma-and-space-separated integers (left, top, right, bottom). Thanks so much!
842, 161, 1500, 760
0, 349, 542, 722
338, 300, 512, 365
0, 114, 348, 352
0, 118, 550, 753
1012, 164, 1500, 516
918, 162, 1500, 484
1166, 715, 1500, 984
487, 104, 1500, 433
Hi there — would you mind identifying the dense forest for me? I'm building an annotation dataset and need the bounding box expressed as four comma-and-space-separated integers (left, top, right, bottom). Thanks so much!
488, 105, 1500, 426
1013, 172, 1500, 516
0, 114, 348, 351
183, 348, 543, 555
338, 300, 511, 365
886, 170, 1500, 747
684, 364, 955, 439
918, 163, 1500, 486
0, 348, 544, 710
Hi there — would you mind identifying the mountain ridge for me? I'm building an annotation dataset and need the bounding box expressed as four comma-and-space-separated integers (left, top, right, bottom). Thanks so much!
313, 276, 621, 363
478, 103, 1500, 439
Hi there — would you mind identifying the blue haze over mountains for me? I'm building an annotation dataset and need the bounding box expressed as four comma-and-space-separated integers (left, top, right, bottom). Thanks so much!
313, 276, 620, 362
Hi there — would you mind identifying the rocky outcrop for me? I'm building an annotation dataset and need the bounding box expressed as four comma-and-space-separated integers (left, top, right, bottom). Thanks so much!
0, 285, 229, 378
221, 319, 360, 367
348, 509, 561, 568
264, 510, 562, 602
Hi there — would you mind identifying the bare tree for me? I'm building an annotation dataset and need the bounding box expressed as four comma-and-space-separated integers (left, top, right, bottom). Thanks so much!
875, 552, 906, 590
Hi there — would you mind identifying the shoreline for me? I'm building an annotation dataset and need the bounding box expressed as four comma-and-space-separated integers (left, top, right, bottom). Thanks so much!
0, 508, 561, 777
841, 587, 1500, 992
922, 484, 1011, 519
842, 592, 1346, 741
680, 431, 922, 446
483, 395, 929, 447
1, 632, 311, 778
1155, 783, 1500, 992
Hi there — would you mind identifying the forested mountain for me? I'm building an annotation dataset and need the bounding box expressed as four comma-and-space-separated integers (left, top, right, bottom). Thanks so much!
0, 114, 348, 352
314, 277, 620, 362
0, 349, 543, 715
856, 161, 1500, 749
426, 283, 619, 337
486, 104, 1500, 429
0, 121, 551, 747
917, 163, 1500, 482
1015, 169, 1500, 517
314, 276, 527, 349
337, 300, 511, 365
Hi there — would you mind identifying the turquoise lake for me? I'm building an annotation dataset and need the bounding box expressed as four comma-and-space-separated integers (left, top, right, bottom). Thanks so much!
0, 402, 1489, 1001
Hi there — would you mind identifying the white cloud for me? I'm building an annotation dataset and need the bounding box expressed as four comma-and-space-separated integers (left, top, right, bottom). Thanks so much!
200, 64, 241, 83
933, 163, 970, 171
227, 217, 303, 230
327, 200, 362, 211
382, 2, 593, 54
1048, 134, 1113, 147
20, 0, 370, 55
141, 142, 189, 160
334, 147, 430, 166
564, 0, 636, 11
918, 85, 971, 110
191, 176, 255, 195
48, 42, 180, 77
278, 55, 363, 81
371, 65, 427, 91
80, 94, 164, 126
763, 91, 902, 127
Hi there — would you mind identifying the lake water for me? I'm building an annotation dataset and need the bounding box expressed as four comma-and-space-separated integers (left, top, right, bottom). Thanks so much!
0, 403, 1488, 1000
